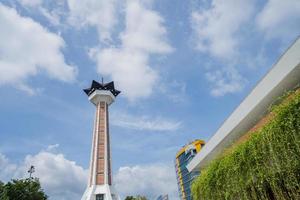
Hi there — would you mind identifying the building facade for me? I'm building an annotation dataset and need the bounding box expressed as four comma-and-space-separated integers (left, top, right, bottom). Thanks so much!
175, 140, 205, 200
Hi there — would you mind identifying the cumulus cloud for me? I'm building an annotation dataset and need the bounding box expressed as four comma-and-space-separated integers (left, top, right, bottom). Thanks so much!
0, 151, 87, 200
0, 153, 17, 182
67, 0, 118, 42
17, 0, 172, 100
111, 112, 182, 131
115, 164, 179, 199
17, 0, 118, 40
256, 0, 300, 40
46, 144, 60, 152
20, 151, 87, 200
190, 0, 253, 97
1, 151, 180, 200
91, 0, 173, 101
205, 67, 246, 97
18, 0, 42, 7
17, 0, 66, 26
191, 0, 255, 59
92, 49, 158, 100
120, 0, 173, 54
0, 4, 77, 94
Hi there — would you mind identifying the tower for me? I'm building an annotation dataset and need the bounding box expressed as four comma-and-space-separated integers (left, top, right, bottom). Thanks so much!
81, 80, 121, 200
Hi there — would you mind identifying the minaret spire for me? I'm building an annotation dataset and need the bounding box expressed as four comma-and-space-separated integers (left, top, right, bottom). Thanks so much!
81, 80, 120, 200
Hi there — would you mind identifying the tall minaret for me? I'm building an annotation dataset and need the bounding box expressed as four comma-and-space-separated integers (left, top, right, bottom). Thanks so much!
81, 80, 120, 200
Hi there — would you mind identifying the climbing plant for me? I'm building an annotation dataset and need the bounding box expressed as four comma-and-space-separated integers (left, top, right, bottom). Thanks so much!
192, 89, 300, 200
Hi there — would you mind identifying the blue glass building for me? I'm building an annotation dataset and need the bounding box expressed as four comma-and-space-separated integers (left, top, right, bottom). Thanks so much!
175, 140, 205, 200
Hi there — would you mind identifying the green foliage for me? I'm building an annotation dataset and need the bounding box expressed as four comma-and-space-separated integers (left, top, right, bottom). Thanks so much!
124, 195, 148, 200
136, 196, 147, 200
192, 90, 300, 200
0, 178, 47, 200
125, 196, 135, 200
0, 182, 4, 198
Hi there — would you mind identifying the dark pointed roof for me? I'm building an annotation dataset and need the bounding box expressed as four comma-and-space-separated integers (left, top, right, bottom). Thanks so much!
83, 80, 121, 97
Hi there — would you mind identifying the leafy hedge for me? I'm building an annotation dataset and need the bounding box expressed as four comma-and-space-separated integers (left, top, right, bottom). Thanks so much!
192, 90, 300, 200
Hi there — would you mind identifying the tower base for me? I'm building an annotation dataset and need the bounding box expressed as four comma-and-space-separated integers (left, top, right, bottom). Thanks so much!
81, 184, 120, 200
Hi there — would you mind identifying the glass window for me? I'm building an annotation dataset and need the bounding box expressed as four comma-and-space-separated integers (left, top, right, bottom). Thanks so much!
96, 194, 104, 200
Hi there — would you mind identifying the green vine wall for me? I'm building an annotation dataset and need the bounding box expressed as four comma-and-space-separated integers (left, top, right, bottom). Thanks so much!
192, 90, 300, 200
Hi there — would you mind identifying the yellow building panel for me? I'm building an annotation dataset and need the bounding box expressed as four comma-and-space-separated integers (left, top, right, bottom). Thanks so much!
176, 158, 185, 198
176, 139, 205, 158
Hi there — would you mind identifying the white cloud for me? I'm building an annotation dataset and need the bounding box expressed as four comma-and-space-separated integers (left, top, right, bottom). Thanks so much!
111, 112, 182, 131
0, 4, 77, 94
93, 48, 158, 100
191, 0, 253, 97
191, 0, 255, 59
19, 0, 42, 7
67, 0, 118, 42
159, 80, 187, 103
46, 144, 60, 152
0, 153, 17, 182
0, 151, 87, 200
39, 6, 62, 26
18, 0, 118, 40
1, 151, 180, 199
20, 151, 87, 200
17, 0, 64, 26
91, 0, 173, 101
205, 67, 245, 97
256, 0, 300, 40
120, 0, 173, 54
17, 0, 172, 100
115, 164, 179, 200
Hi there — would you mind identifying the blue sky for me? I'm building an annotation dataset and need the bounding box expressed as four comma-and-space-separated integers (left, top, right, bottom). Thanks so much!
0, 0, 299, 199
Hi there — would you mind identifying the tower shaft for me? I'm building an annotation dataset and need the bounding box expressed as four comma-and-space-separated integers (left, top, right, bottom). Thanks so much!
89, 101, 112, 186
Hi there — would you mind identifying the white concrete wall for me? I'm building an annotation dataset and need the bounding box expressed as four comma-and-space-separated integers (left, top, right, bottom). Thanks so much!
187, 37, 300, 172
